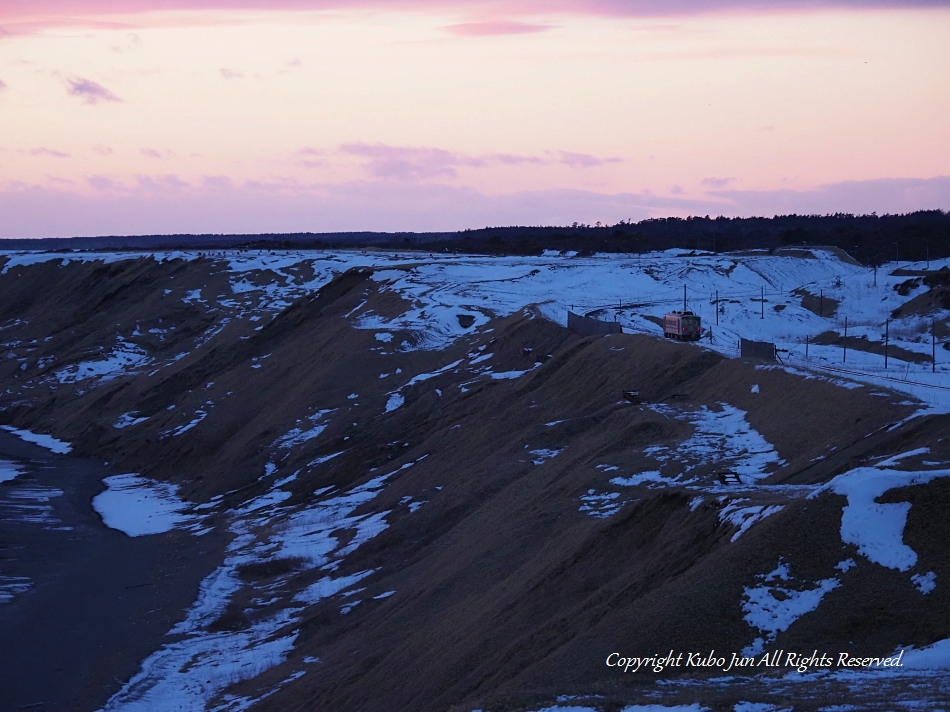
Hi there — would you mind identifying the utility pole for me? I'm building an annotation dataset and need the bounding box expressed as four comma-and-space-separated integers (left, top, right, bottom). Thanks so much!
760, 286, 764, 319
843, 316, 848, 363
683, 284, 687, 312
805, 334, 809, 359
716, 289, 719, 326
884, 319, 889, 369
934, 320, 937, 374
819, 290, 824, 318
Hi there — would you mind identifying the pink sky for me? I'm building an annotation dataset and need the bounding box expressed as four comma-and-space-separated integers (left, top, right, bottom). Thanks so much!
1, 1, 948, 237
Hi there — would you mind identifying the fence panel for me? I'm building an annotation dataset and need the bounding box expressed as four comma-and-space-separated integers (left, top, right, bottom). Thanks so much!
740, 338, 776, 361
567, 311, 622, 336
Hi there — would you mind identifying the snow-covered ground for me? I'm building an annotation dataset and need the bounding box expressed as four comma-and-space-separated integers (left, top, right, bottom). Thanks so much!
3, 247, 947, 404
96, 454, 426, 712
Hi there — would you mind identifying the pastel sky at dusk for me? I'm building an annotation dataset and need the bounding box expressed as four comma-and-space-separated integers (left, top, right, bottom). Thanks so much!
1, 1, 948, 237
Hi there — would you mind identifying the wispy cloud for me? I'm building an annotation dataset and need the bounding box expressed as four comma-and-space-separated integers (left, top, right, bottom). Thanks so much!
135, 174, 190, 191
203, 175, 234, 189
556, 151, 622, 168
87, 174, 122, 191
2, 17, 135, 37
296, 146, 329, 169
442, 21, 553, 37
702, 176, 737, 188
110, 32, 141, 53
140, 148, 175, 159
339, 143, 622, 181
340, 143, 486, 180
65, 76, 121, 104
0, 79, 7, 91
707, 176, 950, 216
491, 153, 545, 166
29, 147, 71, 158
219, 67, 243, 79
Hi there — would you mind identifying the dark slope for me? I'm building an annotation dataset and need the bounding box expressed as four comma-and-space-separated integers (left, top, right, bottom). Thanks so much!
0, 255, 946, 711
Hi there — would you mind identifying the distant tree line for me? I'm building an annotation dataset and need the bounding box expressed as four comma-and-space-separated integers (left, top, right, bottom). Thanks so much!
421, 211, 950, 265
1, 210, 947, 266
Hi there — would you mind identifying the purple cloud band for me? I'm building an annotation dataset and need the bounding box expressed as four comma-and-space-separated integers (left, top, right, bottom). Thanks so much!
3, 0, 948, 36
65, 76, 121, 104
2, 175, 946, 238
333, 143, 621, 181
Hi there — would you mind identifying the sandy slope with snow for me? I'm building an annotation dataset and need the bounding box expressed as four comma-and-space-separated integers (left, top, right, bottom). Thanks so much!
0, 247, 947, 712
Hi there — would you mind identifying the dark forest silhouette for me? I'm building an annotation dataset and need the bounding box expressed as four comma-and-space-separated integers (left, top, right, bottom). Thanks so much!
2, 210, 947, 266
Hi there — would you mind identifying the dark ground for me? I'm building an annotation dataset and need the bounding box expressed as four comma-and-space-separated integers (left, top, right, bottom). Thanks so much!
0, 431, 225, 712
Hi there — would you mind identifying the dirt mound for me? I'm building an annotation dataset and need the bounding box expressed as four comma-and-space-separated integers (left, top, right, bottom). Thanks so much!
0, 255, 946, 712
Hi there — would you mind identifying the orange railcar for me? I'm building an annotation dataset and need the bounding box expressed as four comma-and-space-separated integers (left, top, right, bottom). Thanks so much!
663, 310, 702, 341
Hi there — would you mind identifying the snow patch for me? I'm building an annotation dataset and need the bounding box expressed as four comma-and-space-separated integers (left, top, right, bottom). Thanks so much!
529, 448, 562, 465
168, 409, 208, 437
910, 571, 936, 594
824, 463, 950, 571
1, 426, 72, 454
277, 409, 334, 449
55, 340, 150, 384
610, 470, 665, 487
385, 393, 405, 413
900, 638, 950, 669
578, 489, 625, 518
645, 403, 784, 484
93, 474, 197, 536
114, 412, 149, 429
742, 559, 840, 653
719, 502, 784, 542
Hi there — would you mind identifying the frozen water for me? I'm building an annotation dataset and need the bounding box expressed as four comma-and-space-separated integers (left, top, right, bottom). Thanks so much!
0, 458, 24, 484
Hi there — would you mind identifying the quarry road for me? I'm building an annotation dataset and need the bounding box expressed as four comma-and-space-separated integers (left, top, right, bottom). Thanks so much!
0, 431, 225, 712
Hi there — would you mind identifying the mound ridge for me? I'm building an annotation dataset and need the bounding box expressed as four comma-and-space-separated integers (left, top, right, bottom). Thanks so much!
0, 251, 946, 712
